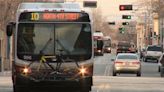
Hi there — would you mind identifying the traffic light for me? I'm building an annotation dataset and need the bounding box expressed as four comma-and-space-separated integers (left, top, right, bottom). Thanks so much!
119, 27, 125, 34
122, 15, 131, 19
122, 22, 129, 25
83, 1, 97, 8
119, 5, 133, 11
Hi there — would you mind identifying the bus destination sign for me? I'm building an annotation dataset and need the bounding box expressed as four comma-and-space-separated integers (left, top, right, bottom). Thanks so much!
19, 12, 90, 22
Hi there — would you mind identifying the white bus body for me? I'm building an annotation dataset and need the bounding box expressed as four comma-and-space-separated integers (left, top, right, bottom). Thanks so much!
7, 2, 93, 92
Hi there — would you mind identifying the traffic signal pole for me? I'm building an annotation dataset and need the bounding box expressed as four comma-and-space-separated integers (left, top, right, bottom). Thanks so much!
1, 38, 4, 73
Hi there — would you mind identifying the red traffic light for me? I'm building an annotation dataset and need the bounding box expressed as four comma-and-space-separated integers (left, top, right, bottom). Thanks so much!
119, 5, 133, 11
120, 6, 125, 10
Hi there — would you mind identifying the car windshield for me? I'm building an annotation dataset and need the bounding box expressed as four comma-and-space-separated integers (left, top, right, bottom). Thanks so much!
17, 23, 92, 61
117, 54, 138, 60
97, 40, 104, 48
147, 46, 162, 51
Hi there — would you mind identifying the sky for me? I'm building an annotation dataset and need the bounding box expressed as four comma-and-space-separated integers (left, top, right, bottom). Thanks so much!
66, 0, 141, 23
98, 0, 139, 22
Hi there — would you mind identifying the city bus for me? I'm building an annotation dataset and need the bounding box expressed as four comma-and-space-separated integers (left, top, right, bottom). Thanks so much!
6, 2, 93, 92
103, 36, 112, 53
93, 31, 104, 56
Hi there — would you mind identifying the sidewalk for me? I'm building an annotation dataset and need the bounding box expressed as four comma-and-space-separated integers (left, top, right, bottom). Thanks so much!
0, 71, 11, 76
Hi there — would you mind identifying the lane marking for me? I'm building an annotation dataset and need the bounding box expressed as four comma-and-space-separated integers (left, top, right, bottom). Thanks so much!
104, 65, 108, 76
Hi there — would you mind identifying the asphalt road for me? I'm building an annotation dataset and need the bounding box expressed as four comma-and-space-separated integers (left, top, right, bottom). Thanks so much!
93, 53, 164, 92
0, 53, 164, 92
94, 53, 161, 77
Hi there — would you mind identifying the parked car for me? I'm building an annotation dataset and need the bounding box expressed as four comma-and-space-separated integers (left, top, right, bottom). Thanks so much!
112, 53, 141, 76
144, 45, 162, 63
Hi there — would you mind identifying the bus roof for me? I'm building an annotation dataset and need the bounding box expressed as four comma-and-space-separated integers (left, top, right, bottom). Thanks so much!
18, 2, 81, 12
103, 36, 111, 40
93, 31, 104, 37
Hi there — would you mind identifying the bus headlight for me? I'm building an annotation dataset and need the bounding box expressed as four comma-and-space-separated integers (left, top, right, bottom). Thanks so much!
23, 67, 31, 74
79, 67, 87, 76
80, 67, 86, 74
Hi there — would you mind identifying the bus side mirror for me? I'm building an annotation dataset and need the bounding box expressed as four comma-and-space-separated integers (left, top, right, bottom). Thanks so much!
6, 22, 15, 36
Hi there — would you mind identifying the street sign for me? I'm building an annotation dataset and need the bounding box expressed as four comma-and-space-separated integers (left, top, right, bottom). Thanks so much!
83, 1, 97, 8
108, 22, 115, 25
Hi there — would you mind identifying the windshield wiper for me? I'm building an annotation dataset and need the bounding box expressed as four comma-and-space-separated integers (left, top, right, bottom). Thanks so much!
39, 38, 52, 54
56, 39, 70, 54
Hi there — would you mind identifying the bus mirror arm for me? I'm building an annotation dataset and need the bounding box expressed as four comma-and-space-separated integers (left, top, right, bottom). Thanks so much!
6, 22, 15, 36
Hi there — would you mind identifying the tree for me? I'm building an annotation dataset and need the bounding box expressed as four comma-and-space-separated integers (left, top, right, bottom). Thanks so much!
92, 9, 116, 40
0, 0, 35, 70
115, 20, 137, 44
137, 0, 164, 15
0, 0, 21, 70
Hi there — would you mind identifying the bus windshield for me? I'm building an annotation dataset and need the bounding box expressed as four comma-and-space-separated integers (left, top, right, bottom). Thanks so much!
17, 23, 92, 61
104, 40, 111, 47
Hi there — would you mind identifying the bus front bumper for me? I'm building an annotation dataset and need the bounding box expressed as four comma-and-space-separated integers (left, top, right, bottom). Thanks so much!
14, 74, 92, 88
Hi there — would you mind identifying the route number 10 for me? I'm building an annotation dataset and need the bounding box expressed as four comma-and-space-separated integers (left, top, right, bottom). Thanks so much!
31, 13, 39, 20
